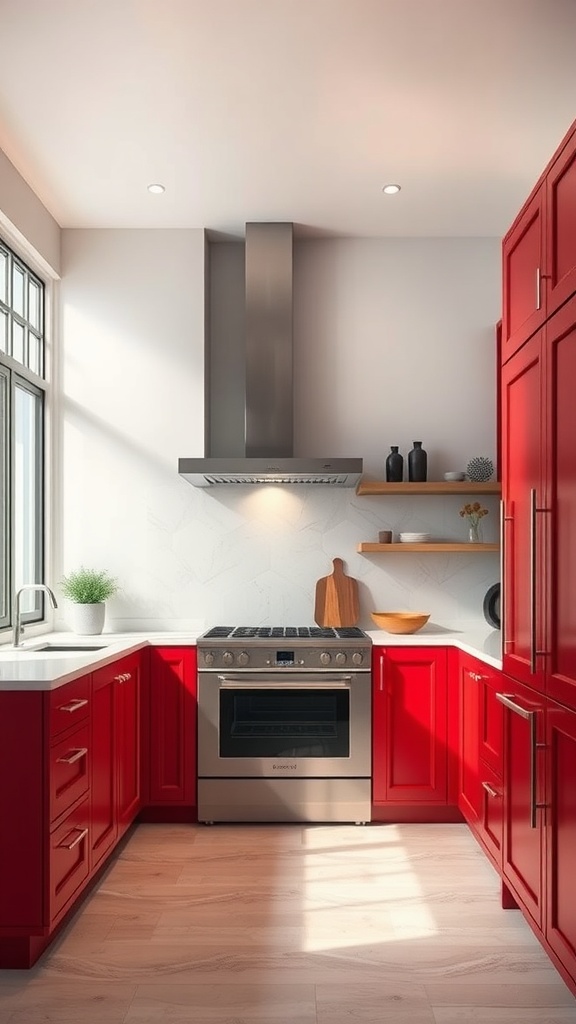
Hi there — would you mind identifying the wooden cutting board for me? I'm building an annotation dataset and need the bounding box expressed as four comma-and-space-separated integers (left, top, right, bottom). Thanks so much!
314, 557, 360, 628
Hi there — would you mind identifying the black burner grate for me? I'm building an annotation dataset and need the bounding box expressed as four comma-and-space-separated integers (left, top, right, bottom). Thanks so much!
201, 625, 368, 640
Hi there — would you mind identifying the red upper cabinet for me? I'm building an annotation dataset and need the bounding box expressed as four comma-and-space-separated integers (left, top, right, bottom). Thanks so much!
148, 646, 197, 810
546, 128, 576, 319
502, 120, 576, 364
373, 646, 449, 808
501, 330, 547, 693
502, 188, 547, 362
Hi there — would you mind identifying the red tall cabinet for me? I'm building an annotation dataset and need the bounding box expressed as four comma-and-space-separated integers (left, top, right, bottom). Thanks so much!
500, 116, 576, 996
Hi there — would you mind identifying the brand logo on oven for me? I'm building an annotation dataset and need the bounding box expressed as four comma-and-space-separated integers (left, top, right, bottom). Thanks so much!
272, 763, 297, 770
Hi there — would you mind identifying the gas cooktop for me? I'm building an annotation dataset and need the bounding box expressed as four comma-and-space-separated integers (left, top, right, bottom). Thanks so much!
201, 626, 368, 640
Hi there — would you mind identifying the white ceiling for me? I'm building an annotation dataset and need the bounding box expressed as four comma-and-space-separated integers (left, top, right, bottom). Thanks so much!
0, 0, 575, 238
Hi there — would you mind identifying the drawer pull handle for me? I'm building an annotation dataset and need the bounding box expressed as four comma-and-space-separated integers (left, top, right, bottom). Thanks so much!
481, 781, 499, 798
468, 672, 485, 682
56, 747, 88, 765
59, 826, 88, 850
58, 698, 89, 713
115, 672, 132, 684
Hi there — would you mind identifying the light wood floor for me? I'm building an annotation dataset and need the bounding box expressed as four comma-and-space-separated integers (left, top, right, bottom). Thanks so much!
1, 822, 576, 1023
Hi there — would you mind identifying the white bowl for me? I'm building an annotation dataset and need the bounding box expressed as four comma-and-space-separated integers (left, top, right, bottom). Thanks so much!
399, 532, 431, 543
444, 471, 466, 481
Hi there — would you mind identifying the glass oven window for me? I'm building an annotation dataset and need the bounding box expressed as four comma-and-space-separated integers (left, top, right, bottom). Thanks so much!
219, 688, 350, 759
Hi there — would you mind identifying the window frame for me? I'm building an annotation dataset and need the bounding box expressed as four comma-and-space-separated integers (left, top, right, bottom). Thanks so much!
0, 237, 48, 634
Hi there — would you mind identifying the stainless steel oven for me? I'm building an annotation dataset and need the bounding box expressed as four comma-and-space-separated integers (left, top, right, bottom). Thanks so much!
197, 626, 372, 823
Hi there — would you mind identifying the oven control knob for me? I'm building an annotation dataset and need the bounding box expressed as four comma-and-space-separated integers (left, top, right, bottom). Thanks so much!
352, 652, 364, 666
222, 651, 234, 666
335, 651, 347, 666
320, 651, 331, 665
237, 651, 249, 667
204, 651, 215, 667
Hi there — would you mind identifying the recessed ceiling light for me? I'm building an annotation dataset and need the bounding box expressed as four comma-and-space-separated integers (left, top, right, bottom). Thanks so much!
147, 183, 165, 194
382, 184, 401, 195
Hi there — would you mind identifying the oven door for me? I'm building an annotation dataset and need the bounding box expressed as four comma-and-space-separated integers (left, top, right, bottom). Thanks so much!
197, 672, 371, 778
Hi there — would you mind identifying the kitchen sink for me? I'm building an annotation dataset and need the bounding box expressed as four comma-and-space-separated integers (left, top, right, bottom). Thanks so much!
34, 644, 107, 652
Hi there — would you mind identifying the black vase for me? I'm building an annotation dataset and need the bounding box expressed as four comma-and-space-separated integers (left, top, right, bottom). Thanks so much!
386, 446, 404, 482
408, 441, 427, 482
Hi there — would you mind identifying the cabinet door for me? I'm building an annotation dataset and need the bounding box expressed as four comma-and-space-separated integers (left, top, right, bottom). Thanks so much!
546, 127, 576, 319
545, 297, 576, 710
498, 677, 545, 929
477, 762, 503, 870
382, 647, 448, 804
545, 700, 576, 979
477, 668, 503, 776
501, 331, 546, 693
372, 646, 387, 804
502, 188, 546, 362
90, 669, 117, 870
458, 654, 481, 825
149, 647, 197, 805
116, 656, 141, 828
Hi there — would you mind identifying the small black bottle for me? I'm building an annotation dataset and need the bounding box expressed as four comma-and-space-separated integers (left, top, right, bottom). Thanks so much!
408, 441, 427, 482
386, 446, 404, 482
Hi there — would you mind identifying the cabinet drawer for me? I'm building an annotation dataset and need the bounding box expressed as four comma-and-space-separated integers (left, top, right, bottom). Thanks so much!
50, 724, 90, 824
478, 672, 503, 777
49, 676, 90, 739
49, 797, 90, 922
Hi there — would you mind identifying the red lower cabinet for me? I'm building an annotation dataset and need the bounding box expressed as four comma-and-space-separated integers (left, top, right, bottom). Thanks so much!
90, 669, 117, 870
373, 646, 457, 819
498, 676, 545, 929
146, 646, 197, 813
116, 655, 141, 830
545, 700, 576, 983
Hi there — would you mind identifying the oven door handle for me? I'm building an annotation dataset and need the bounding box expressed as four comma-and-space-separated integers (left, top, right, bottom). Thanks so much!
218, 675, 353, 688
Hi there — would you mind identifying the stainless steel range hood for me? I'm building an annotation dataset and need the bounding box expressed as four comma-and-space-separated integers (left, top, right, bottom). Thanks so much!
178, 222, 363, 488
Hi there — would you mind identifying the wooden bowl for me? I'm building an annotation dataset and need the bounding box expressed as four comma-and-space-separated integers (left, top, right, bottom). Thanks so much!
371, 611, 430, 634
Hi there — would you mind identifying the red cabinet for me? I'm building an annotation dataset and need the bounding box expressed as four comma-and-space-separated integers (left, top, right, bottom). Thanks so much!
502, 188, 546, 362
146, 646, 197, 812
91, 667, 117, 870
501, 330, 546, 692
502, 119, 576, 363
373, 647, 455, 818
458, 652, 504, 869
497, 677, 545, 930
116, 655, 141, 829
544, 297, 576, 710
545, 700, 576, 978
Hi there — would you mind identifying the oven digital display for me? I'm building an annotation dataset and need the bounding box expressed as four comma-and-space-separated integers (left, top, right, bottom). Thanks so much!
275, 650, 295, 666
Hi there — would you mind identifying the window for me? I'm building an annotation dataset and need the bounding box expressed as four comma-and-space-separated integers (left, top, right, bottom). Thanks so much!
0, 239, 47, 631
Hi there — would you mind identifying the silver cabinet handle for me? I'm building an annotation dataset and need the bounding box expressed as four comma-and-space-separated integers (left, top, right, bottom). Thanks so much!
529, 488, 548, 673
58, 698, 88, 713
468, 671, 485, 682
502, 500, 513, 647
481, 781, 499, 799
115, 672, 132, 684
56, 747, 88, 765
496, 691, 545, 828
59, 826, 88, 850
536, 266, 542, 310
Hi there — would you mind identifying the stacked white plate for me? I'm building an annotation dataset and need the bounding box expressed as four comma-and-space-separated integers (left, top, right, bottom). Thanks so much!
399, 532, 431, 543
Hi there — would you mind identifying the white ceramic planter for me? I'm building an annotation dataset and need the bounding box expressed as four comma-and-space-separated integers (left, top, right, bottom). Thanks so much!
68, 602, 106, 635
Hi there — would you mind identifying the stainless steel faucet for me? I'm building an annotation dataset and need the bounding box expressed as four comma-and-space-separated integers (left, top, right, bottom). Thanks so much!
12, 584, 58, 648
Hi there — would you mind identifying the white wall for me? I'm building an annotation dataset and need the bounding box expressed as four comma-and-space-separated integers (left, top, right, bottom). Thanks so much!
58, 231, 501, 632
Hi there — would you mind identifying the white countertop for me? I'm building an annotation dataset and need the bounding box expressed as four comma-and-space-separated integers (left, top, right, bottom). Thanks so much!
367, 624, 502, 670
0, 623, 502, 690
0, 631, 203, 690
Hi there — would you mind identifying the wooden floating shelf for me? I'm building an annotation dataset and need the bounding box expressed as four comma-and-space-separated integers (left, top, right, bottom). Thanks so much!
356, 481, 501, 496
358, 542, 500, 553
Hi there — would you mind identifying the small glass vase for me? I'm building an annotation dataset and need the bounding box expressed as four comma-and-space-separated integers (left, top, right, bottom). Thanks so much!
468, 522, 482, 544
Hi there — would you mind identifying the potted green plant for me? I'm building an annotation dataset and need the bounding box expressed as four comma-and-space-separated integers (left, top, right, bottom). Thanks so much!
59, 567, 119, 635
